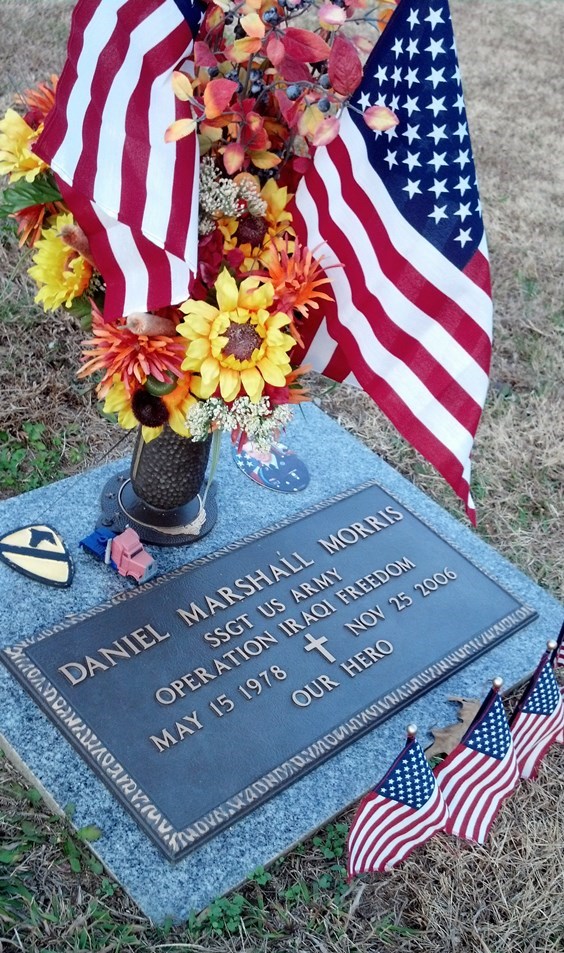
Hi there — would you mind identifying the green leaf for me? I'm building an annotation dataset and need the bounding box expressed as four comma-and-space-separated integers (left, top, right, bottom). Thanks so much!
67, 295, 93, 327
0, 848, 22, 864
0, 174, 62, 217
77, 824, 103, 842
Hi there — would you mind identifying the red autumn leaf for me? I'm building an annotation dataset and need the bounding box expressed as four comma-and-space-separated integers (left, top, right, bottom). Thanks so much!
203, 78, 239, 120
275, 89, 301, 125
328, 35, 362, 95
279, 57, 311, 84
194, 41, 218, 70
292, 155, 311, 175
266, 34, 285, 67
281, 27, 331, 64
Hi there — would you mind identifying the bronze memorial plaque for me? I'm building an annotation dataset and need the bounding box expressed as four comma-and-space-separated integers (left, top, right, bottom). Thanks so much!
2, 481, 536, 860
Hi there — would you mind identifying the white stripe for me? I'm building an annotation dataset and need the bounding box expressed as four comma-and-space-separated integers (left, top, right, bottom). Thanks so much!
166, 249, 192, 304
95, 205, 149, 315
50, 0, 128, 183
183, 133, 200, 273
304, 317, 339, 371
142, 37, 194, 246
94, 3, 184, 231
296, 182, 474, 483
334, 112, 492, 331
306, 147, 490, 405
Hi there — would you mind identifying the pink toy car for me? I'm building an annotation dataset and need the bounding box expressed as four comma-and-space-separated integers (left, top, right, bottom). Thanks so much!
108, 528, 155, 583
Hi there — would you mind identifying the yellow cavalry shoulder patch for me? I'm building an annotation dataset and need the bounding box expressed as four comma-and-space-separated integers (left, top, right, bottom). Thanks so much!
0, 524, 73, 587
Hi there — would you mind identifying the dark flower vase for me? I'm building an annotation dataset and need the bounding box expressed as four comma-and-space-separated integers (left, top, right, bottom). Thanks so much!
100, 426, 217, 546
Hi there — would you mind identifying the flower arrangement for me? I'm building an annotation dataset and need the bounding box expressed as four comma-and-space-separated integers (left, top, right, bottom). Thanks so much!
0, 0, 397, 450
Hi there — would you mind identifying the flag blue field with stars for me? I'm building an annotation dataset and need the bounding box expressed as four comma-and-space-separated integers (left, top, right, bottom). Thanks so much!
353, 0, 484, 267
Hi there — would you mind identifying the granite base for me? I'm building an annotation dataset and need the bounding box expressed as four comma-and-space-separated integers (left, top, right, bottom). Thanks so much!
0, 405, 561, 922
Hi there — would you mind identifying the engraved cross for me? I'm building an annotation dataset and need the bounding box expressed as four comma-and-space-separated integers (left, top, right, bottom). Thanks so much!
303, 633, 336, 663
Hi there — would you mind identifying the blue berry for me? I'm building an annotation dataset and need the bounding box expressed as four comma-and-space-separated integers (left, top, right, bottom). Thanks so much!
263, 8, 280, 23
286, 84, 301, 100
318, 98, 330, 113
319, 74, 331, 89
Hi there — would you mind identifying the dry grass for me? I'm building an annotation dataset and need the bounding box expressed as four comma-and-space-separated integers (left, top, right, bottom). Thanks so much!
0, 1, 563, 951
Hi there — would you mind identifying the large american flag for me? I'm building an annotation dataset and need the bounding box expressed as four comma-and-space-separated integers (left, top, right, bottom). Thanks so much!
34, 0, 203, 322
510, 650, 564, 778
293, 0, 492, 523
347, 732, 448, 877
433, 686, 519, 844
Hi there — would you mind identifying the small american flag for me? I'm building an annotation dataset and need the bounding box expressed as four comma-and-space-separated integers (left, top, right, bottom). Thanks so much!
347, 731, 448, 877
34, 0, 203, 321
551, 620, 564, 670
292, 0, 492, 523
510, 650, 564, 778
433, 684, 519, 843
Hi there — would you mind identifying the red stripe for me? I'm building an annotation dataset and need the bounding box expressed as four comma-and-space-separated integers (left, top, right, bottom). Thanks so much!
463, 248, 491, 294
299, 160, 487, 431
348, 796, 400, 871
512, 706, 564, 778
33, 0, 95, 163
58, 180, 129, 318
326, 136, 492, 369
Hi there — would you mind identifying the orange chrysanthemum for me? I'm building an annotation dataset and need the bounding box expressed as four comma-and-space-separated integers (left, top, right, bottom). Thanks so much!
78, 303, 186, 399
262, 240, 335, 346
17, 75, 58, 127
12, 202, 63, 247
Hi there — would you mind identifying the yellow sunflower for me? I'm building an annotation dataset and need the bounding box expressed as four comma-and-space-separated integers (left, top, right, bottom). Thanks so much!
218, 179, 294, 272
0, 109, 47, 183
28, 212, 93, 311
103, 376, 196, 444
177, 268, 295, 403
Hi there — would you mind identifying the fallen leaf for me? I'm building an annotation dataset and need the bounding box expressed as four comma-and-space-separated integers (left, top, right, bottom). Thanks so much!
426, 696, 481, 759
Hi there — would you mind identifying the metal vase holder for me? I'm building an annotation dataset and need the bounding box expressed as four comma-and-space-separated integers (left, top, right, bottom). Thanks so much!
100, 426, 217, 546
